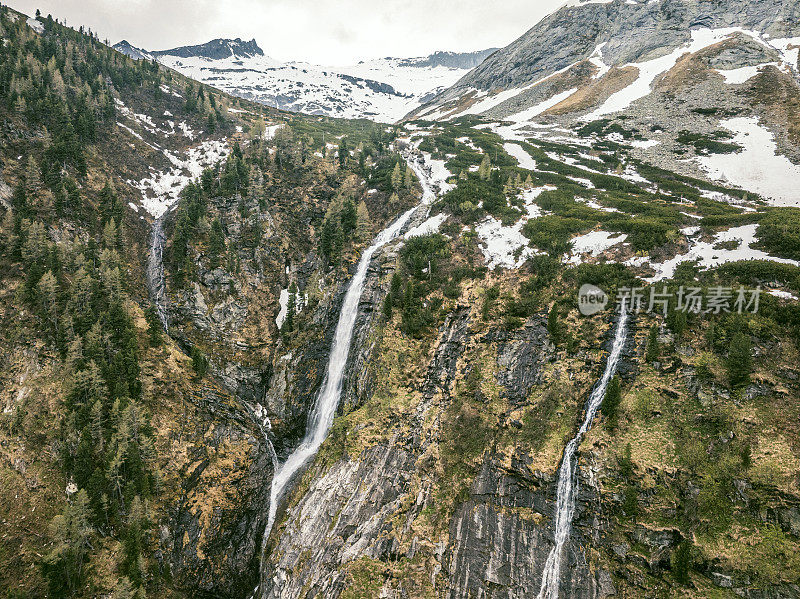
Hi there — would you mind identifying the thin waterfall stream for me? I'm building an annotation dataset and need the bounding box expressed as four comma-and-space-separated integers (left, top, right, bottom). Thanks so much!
536, 304, 630, 599
147, 214, 169, 331
255, 152, 437, 595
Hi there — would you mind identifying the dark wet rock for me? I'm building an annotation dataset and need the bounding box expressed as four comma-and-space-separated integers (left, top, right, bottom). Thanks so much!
165, 386, 274, 599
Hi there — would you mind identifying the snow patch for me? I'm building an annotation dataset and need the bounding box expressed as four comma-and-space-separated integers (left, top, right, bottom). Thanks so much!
766, 37, 800, 74
264, 124, 284, 140
644, 224, 798, 282
769, 289, 799, 301
695, 117, 800, 206
568, 176, 595, 189
582, 198, 619, 212
475, 187, 549, 270
566, 230, 627, 265
588, 43, 610, 79
630, 139, 660, 149
503, 143, 537, 170
506, 88, 578, 123
404, 213, 448, 239
131, 140, 229, 217
422, 153, 455, 193
587, 28, 768, 119
26, 17, 44, 34
715, 63, 777, 84
275, 288, 290, 329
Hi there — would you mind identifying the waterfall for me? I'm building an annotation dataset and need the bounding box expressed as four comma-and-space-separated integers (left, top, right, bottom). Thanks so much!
147, 215, 169, 331
536, 304, 630, 599
255, 152, 436, 595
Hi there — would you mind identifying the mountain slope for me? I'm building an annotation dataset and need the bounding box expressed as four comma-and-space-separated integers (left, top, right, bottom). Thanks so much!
409, 0, 800, 205
0, 6, 419, 598
5, 3, 800, 599
115, 39, 497, 122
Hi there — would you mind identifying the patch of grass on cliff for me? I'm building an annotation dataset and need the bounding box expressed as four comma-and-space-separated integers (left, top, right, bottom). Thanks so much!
517, 384, 568, 452
439, 365, 491, 481
341, 557, 386, 599
698, 519, 800, 587
429, 357, 498, 528
342, 555, 437, 599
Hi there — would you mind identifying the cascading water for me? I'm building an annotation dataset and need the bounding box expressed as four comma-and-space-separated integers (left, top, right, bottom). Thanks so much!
147, 215, 169, 331
255, 152, 436, 596
536, 303, 630, 599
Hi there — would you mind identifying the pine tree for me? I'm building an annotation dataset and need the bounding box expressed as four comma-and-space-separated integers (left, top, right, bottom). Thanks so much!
99, 180, 121, 224
41, 489, 94, 597
184, 83, 197, 112
619, 442, 633, 477
90, 400, 104, 453
144, 306, 163, 347
208, 218, 226, 267
338, 139, 347, 168
603, 374, 622, 428
623, 485, 638, 517
340, 199, 357, 236
25, 155, 41, 197
382, 294, 393, 319
320, 217, 338, 264
38, 270, 59, 338
190, 346, 208, 378
645, 324, 659, 363
102, 219, 118, 250
727, 332, 751, 388
478, 154, 491, 180
672, 310, 687, 338
12, 182, 28, 218
404, 166, 414, 189
390, 161, 403, 191
356, 200, 370, 240
390, 273, 402, 302
121, 496, 146, 586
114, 577, 137, 599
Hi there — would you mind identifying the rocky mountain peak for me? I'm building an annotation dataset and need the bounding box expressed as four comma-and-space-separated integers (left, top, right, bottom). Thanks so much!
153, 37, 265, 60
113, 39, 154, 61
391, 48, 500, 70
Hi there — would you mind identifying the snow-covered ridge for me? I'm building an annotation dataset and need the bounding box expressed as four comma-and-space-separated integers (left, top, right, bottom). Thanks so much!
114, 40, 493, 123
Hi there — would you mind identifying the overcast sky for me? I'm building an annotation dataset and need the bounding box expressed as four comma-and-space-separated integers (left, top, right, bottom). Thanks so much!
7, 0, 566, 65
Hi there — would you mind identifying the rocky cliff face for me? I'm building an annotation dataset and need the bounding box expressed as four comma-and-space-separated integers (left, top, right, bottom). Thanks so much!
162, 385, 274, 598
446, 455, 613, 599
421, 0, 800, 113
256, 242, 640, 598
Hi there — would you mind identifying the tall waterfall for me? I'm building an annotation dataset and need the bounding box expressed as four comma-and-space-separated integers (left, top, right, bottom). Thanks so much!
147, 215, 169, 331
536, 304, 630, 599
256, 153, 436, 594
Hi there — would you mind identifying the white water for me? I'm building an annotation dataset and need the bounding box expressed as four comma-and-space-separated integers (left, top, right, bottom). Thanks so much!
148, 215, 169, 331
536, 305, 629, 599
255, 152, 437, 595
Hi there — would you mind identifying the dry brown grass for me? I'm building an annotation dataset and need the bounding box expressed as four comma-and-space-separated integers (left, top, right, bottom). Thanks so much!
546, 65, 640, 115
